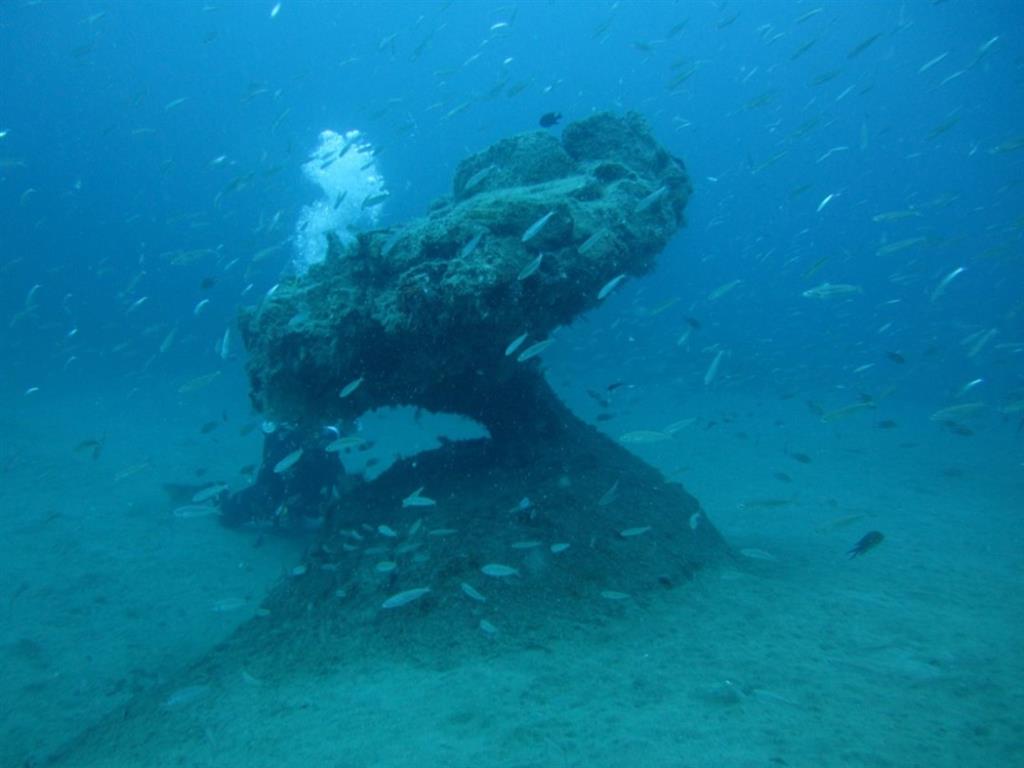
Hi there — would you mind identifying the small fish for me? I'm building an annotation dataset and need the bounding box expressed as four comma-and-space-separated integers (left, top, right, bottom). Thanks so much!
802, 255, 830, 278
600, 590, 631, 601
539, 112, 562, 128
325, 435, 365, 452
459, 231, 484, 260
479, 619, 499, 635
402, 486, 437, 508
918, 52, 948, 73
619, 526, 652, 538
504, 332, 528, 357
598, 480, 620, 507
550, 543, 570, 554
802, 282, 862, 299
273, 448, 303, 474
635, 185, 669, 213
597, 274, 626, 300
481, 564, 519, 577
816, 193, 837, 213
664, 417, 696, 434
847, 32, 882, 59
578, 228, 607, 254
218, 329, 231, 359
193, 298, 210, 316
162, 685, 210, 710
876, 237, 926, 256
74, 437, 104, 460
955, 378, 984, 397
618, 430, 671, 444
192, 483, 228, 503
708, 279, 742, 301
517, 253, 543, 280
339, 377, 363, 398
872, 209, 921, 223
460, 582, 487, 602
381, 587, 430, 609
361, 191, 390, 209
521, 210, 556, 243
463, 164, 497, 193
211, 597, 246, 612
377, 525, 398, 538
929, 266, 965, 302
704, 349, 725, 386
929, 402, 985, 422
517, 338, 554, 362
847, 531, 884, 558
173, 505, 219, 519
270, 2, 282, 19
739, 548, 778, 562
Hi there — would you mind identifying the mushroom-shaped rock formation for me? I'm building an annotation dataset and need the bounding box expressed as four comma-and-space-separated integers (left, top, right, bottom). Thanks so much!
241, 111, 691, 439
235, 113, 729, 640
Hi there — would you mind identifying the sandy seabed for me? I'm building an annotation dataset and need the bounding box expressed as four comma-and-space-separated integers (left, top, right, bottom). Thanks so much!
1, 372, 1020, 767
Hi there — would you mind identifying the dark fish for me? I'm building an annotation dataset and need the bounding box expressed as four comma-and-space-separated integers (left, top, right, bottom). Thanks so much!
685, 316, 701, 329
607, 381, 628, 392
773, 472, 793, 483
200, 276, 217, 290
595, 413, 616, 422
200, 421, 219, 434
885, 351, 906, 364
74, 437, 105, 460
539, 112, 562, 128
944, 421, 974, 436
789, 451, 812, 464
877, 419, 898, 429
848, 530, 884, 558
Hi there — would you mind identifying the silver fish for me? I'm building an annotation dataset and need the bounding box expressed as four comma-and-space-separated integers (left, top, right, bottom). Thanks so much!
504, 332, 528, 356
381, 587, 431, 609
460, 582, 487, 602
402, 486, 437, 507
635, 185, 668, 213
801, 282, 862, 299
339, 377, 363, 398
481, 564, 519, 577
273, 448, 303, 474
521, 210, 555, 243
517, 252, 543, 280
517, 338, 554, 362
597, 274, 626, 300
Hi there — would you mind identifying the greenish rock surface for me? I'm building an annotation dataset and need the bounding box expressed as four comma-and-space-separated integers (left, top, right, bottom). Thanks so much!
239, 111, 691, 431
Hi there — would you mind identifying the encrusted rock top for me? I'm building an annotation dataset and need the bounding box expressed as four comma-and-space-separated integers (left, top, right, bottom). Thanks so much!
240, 111, 690, 425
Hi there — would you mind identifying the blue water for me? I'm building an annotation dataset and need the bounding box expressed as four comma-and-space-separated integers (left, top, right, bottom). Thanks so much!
2, 2, 1022, 766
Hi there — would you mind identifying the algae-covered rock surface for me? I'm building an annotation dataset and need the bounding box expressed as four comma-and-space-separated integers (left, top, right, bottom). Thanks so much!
240, 111, 690, 429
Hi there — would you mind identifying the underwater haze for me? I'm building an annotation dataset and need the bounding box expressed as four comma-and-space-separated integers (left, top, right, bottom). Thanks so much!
1, 1, 1022, 767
